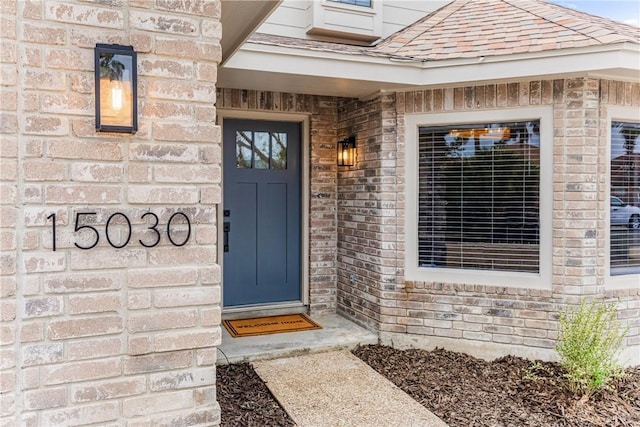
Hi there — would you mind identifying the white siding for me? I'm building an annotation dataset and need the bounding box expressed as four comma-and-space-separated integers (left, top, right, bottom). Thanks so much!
382, 1, 451, 36
256, 0, 453, 42
257, 0, 310, 37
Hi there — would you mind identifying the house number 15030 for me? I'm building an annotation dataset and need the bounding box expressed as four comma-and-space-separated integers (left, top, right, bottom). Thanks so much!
46, 211, 191, 251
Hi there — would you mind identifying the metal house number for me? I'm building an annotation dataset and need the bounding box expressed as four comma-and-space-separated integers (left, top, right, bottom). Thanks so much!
46, 211, 191, 251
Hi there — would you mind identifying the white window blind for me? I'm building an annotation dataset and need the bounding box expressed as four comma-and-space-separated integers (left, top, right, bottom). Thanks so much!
610, 121, 640, 276
418, 121, 541, 272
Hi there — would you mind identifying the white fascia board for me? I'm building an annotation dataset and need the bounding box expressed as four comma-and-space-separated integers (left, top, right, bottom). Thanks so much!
224, 42, 424, 85
419, 43, 640, 88
223, 42, 640, 98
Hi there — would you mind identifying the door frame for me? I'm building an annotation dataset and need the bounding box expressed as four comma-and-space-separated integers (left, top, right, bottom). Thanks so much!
218, 109, 310, 313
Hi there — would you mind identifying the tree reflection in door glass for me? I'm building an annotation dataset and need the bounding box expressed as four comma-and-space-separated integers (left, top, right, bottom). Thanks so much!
236, 130, 253, 168
272, 132, 287, 169
236, 130, 288, 170
254, 132, 270, 169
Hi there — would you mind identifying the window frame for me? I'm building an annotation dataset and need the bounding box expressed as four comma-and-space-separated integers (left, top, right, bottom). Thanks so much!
404, 107, 553, 289
307, 0, 383, 43
327, 0, 373, 8
606, 106, 640, 290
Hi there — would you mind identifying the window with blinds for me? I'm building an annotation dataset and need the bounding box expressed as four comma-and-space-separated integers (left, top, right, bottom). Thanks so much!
418, 121, 541, 273
610, 121, 640, 276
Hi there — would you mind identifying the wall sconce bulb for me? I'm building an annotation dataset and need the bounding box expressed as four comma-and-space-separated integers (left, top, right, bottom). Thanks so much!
111, 83, 123, 111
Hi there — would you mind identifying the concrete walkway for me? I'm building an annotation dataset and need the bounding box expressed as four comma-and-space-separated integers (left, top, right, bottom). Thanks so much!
253, 350, 448, 427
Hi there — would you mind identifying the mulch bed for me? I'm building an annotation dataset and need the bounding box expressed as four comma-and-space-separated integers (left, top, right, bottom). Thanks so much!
217, 345, 640, 426
353, 345, 640, 427
216, 363, 295, 427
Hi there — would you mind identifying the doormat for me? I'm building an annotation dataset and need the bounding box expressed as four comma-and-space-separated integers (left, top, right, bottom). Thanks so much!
223, 313, 322, 338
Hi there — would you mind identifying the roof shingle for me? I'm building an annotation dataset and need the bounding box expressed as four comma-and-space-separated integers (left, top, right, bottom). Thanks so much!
247, 0, 639, 62
374, 0, 640, 60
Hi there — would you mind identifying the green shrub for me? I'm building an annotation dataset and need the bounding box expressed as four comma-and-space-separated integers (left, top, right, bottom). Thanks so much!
555, 299, 628, 398
523, 360, 556, 382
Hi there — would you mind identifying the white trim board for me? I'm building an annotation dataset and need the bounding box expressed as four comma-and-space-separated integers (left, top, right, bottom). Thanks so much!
605, 105, 640, 291
219, 42, 640, 99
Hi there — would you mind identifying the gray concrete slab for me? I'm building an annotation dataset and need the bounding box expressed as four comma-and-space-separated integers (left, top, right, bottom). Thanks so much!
253, 350, 448, 427
217, 313, 378, 364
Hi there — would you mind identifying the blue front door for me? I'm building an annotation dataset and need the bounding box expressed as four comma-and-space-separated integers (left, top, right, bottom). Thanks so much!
223, 119, 301, 307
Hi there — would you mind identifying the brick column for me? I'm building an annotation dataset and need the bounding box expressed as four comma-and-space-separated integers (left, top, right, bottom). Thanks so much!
552, 78, 602, 298
337, 94, 399, 330
4, 1, 223, 424
0, 1, 19, 421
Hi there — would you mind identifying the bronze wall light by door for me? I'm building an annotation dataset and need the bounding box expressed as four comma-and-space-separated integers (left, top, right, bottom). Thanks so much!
337, 135, 356, 166
95, 44, 137, 133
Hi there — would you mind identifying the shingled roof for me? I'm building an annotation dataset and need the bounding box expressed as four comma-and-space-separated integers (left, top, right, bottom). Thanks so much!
228, 0, 639, 96
374, 0, 640, 61
248, 0, 639, 62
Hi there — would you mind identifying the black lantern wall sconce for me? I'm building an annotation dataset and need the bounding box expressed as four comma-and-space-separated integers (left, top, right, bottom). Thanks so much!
337, 135, 356, 166
95, 44, 137, 133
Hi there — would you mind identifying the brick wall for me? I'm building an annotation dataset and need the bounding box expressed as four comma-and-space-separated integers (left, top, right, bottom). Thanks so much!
2, 1, 222, 424
215, 80, 638, 362
336, 94, 400, 330
338, 78, 640, 362
216, 89, 340, 314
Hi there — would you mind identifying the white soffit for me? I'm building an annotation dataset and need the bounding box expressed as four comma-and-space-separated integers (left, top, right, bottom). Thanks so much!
220, 0, 282, 64
218, 42, 640, 99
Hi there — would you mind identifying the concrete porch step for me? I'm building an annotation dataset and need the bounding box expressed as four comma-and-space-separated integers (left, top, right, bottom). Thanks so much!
216, 313, 378, 365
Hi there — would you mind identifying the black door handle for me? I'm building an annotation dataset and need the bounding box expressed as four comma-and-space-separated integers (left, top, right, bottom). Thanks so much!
224, 222, 230, 252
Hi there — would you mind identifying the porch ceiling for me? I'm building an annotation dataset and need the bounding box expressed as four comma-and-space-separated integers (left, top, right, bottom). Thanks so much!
217, 67, 413, 99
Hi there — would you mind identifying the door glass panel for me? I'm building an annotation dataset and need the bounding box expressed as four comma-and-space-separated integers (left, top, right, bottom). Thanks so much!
236, 130, 252, 168
254, 131, 270, 169
271, 132, 287, 170
235, 130, 289, 170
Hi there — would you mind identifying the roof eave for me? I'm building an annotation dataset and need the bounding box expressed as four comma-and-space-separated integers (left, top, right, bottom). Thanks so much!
220, 0, 282, 65
418, 42, 640, 87
218, 41, 640, 99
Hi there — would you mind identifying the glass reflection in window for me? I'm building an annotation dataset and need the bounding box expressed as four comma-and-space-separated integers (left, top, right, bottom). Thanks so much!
610, 121, 640, 276
328, 0, 372, 7
418, 120, 541, 273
